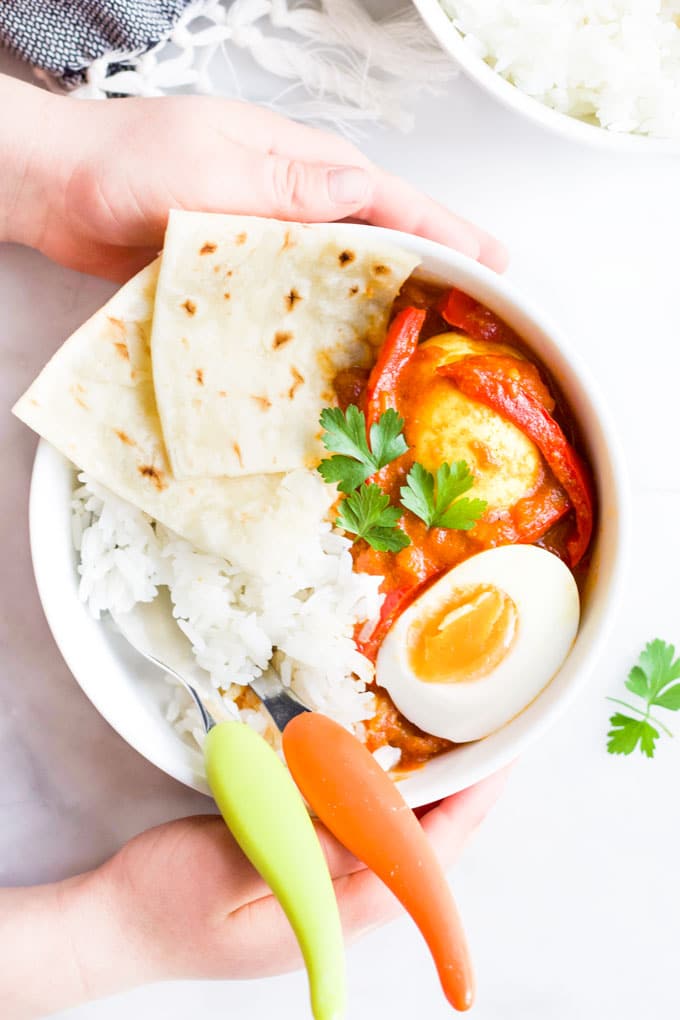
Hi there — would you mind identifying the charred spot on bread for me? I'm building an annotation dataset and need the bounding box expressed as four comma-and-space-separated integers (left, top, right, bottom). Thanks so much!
285, 289, 302, 311
338, 250, 355, 266
107, 315, 126, 335
200, 242, 217, 255
138, 464, 166, 490
348, 285, 359, 296
70, 384, 89, 410
195, 368, 204, 385
373, 264, 391, 276
273, 330, 293, 349
252, 394, 272, 411
281, 230, 295, 252
288, 367, 304, 399
182, 299, 196, 316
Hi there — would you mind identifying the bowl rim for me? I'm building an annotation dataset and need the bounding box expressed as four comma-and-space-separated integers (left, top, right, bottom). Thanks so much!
411, 0, 680, 154
28, 223, 631, 803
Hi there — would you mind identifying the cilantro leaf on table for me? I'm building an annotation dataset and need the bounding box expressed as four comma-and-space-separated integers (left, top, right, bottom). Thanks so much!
606, 640, 680, 758
606, 714, 660, 759
336, 483, 410, 552
400, 461, 487, 531
318, 405, 408, 494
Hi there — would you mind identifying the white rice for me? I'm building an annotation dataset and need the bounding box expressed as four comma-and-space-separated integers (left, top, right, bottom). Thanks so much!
72, 472, 394, 760
440, 0, 680, 138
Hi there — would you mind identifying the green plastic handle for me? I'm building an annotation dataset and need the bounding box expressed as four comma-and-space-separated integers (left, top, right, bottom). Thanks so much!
204, 721, 346, 1020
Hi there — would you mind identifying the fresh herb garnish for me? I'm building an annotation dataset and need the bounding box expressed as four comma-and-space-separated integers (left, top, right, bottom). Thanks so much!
400, 461, 487, 531
318, 405, 407, 494
336, 483, 411, 552
318, 405, 486, 552
606, 640, 680, 758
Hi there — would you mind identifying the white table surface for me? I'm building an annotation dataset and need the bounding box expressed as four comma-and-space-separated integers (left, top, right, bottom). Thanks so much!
2, 37, 680, 1020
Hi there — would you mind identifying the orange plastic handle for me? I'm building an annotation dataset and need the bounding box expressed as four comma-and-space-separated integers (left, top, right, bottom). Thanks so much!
282, 712, 474, 1011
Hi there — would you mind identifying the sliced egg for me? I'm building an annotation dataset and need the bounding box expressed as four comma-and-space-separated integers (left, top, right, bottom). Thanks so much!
406, 333, 543, 512
376, 545, 580, 743
420, 332, 525, 366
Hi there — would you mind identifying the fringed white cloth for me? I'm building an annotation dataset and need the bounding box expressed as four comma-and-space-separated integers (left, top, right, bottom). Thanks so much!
64, 0, 456, 133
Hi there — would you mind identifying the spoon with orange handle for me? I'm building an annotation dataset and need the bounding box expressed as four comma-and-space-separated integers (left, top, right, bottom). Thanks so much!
283, 711, 475, 1012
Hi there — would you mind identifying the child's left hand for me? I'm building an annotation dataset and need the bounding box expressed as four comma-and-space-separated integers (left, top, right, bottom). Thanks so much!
1, 771, 507, 1019
83, 772, 507, 986
1, 79, 507, 281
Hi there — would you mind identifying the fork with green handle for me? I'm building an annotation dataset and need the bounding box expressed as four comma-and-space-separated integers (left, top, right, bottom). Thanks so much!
114, 591, 474, 1015
112, 594, 345, 1020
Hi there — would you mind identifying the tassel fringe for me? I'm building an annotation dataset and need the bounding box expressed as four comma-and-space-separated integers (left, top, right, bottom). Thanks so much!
56, 0, 456, 134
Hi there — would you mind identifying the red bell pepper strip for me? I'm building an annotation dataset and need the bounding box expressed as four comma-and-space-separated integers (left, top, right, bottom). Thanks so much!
357, 575, 438, 663
463, 353, 556, 412
507, 484, 571, 546
365, 307, 426, 429
438, 355, 594, 566
438, 288, 519, 346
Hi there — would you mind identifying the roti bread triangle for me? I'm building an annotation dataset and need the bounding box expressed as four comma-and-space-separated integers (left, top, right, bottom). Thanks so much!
150, 212, 419, 479
12, 260, 335, 576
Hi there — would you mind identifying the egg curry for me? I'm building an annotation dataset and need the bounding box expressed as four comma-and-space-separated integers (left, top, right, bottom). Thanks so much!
332, 277, 594, 768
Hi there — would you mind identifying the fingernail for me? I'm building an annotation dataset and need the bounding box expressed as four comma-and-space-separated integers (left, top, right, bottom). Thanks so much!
328, 166, 370, 205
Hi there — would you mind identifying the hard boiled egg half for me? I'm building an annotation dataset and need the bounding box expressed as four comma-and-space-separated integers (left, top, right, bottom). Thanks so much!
376, 546, 580, 743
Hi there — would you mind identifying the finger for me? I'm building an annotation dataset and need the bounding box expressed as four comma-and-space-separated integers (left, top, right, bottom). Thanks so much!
331, 770, 509, 942
155, 142, 373, 226
213, 103, 509, 269
357, 168, 509, 272
218, 860, 397, 981
216, 99, 370, 170
256, 153, 372, 222
217, 769, 508, 915
220, 769, 509, 976
219, 815, 367, 913
312, 821, 365, 880
420, 766, 512, 870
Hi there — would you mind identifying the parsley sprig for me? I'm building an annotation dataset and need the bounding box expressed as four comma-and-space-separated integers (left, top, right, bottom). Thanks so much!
336, 483, 411, 552
317, 404, 487, 552
401, 461, 487, 531
317, 405, 407, 494
606, 640, 680, 758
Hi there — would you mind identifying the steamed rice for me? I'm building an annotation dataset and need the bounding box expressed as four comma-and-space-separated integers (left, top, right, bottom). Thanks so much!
440, 0, 680, 138
72, 472, 390, 758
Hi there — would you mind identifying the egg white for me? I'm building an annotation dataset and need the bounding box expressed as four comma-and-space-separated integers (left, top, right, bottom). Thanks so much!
376, 545, 580, 743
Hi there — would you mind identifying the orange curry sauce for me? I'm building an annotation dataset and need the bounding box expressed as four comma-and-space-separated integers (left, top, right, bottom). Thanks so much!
333, 276, 592, 771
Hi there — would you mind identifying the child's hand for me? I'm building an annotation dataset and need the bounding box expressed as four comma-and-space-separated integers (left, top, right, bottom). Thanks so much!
56, 773, 506, 1005
2, 80, 507, 281
2, 775, 506, 1016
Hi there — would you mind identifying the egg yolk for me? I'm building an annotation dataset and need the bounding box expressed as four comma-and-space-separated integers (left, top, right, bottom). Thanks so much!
406, 584, 518, 684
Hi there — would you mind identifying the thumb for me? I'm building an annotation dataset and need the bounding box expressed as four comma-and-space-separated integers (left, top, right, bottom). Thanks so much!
258, 154, 371, 222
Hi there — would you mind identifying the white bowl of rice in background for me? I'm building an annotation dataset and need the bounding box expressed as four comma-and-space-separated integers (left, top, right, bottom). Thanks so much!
28, 226, 630, 804
412, 0, 680, 150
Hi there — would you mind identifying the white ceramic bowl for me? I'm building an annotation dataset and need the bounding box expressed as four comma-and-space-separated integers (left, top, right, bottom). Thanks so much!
29, 225, 630, 805
412, 0, 680, 153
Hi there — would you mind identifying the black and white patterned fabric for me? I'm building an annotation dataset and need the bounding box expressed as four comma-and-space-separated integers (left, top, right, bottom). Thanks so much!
0, 0, 193, 85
